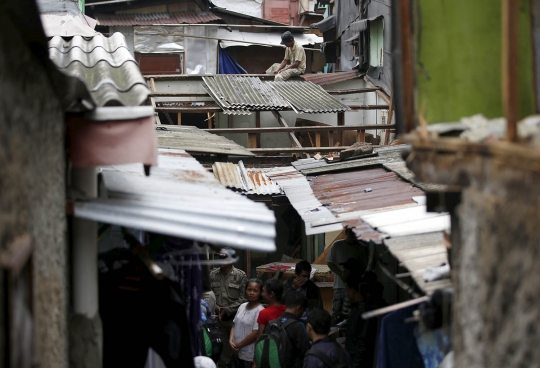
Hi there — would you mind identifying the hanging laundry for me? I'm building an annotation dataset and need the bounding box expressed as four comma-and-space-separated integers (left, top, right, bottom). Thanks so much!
376, 305, 424, 368
99, 250, 195, 368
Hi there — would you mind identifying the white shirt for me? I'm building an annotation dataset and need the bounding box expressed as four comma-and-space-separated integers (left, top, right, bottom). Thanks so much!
233, 302, 265, 361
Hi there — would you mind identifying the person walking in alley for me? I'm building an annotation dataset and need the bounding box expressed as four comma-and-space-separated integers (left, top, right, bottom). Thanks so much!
265, 31, 306, 81
303, 309, 351, 368
230, 279, 265, 368
282, 260, 323, 320
326, 229, 367, 324
210, 249, 248, 367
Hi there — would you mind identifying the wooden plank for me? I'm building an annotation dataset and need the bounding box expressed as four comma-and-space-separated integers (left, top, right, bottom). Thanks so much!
202, 124, 395, 134
360, 130, 366, 142
356, 130, 363, 143
327, 88, 381, 95
502, 0, 519, 142
247, 133, 258, 148
385, 90, 395, 145
177, 113, 181, 125
364, 77, 391, 105
271, 111, 302, 148
149, 78, 157, 92
315, 132, 321, 147
207, 113, 213, 129
150, 92, 210, 97
250, 147, 348, 154
256, 111, 261, 148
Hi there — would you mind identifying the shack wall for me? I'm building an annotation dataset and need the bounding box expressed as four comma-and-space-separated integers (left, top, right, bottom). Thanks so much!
0, 11, 67, 368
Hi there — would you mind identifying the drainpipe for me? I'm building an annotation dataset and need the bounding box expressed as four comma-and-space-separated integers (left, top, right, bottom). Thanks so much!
70, 167, 102, 368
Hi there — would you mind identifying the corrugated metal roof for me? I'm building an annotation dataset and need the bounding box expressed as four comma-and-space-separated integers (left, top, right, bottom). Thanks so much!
384, 232, 452, 295
74, 149, 276, 251
94, 11, 222, 26
212, 162, 283, 195
156, 125, 254, 156
309, 167, 424, 215
48, 32, 149, 107
267, 81, 350, 113
203, 75, 290, 115
302, 70, 362, 86
265, 167, 343, 235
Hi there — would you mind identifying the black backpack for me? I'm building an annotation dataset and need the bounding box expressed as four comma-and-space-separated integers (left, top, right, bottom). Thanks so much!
305, 343, 350, 368
201, 315, 223, 362
254, 318, 297, 368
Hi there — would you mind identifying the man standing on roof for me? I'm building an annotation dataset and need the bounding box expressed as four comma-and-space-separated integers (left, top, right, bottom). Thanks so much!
266, 31, 306, 81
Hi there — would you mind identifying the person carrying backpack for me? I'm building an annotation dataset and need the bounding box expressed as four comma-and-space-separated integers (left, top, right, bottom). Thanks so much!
254, 294, 310, 368
304, 309, 351, 368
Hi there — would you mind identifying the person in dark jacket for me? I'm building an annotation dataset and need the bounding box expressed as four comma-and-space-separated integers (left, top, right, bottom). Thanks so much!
344, 270, 387, 368
282, 260, 323, 320
264, 294, 311, 368
304, 309, 350, 368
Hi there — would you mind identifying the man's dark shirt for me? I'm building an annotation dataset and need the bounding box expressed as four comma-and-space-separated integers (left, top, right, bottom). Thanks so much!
266, 312, 311, 368
303, 336, 351, 368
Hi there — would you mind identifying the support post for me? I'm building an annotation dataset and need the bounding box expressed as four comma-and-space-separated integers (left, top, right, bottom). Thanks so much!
338, 112, 345, 146
255, 111, 261, 148
177, 113, 181, 125
71, 168, 102, 367
315, 132, 321, 147
328, 131, 334, 147
207, 113, 213, 129
502, 0, 519, 142
248, 133, 258, 148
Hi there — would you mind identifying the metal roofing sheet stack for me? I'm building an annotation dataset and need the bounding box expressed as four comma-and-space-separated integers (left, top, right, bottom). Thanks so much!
156, 125, 254, 156
302, 70, 362, 86
213, 162, 283, 195
48, 32, 149, 107
267, 81, 349, 113
203, 75, 290, 115
384, 232, 452, 295
94, 11, 221, 26
265, 167, 342, 235
74, 149, 276, 251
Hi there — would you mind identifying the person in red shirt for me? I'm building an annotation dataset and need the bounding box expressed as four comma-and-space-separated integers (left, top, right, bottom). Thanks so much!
255, 279, 285, 340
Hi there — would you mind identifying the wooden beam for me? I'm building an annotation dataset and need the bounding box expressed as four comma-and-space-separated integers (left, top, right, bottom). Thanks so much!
363, 77, 391, 105
338, 112, 345, 146
327, 88, 381, 95
150, 92, 210, 97
177, 113, 181, 125
315, 132, 321, 147
502, 0, 519, 142
203, 124, 394, 134
164, 112, 174, 125
250, 147, 349, 154
328, 131, 334, 147
271, 111, 303, 148
385, 90, 395, 145
207, 113, 213, 129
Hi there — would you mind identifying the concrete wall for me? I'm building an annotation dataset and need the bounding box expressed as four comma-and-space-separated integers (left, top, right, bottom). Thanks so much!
0, 12, 67, 368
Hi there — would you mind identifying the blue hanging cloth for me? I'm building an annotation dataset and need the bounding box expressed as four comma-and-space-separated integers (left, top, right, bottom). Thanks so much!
219, 47, 247, 74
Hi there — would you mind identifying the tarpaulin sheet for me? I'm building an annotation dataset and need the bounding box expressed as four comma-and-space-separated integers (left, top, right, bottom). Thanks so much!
218, 48, 247, 74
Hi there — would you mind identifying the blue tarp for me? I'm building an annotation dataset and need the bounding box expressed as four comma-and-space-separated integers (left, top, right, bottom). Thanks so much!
219, 48, 247, 74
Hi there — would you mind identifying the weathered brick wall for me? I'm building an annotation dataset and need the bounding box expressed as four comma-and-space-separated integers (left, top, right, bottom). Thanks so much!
0, 10, 67, 368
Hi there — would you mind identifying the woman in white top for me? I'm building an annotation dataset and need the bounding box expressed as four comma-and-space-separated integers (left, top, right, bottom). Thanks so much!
230, 278, 265, 368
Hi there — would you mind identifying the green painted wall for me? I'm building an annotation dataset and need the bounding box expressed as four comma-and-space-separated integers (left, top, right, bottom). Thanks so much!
415, 0, 536, 123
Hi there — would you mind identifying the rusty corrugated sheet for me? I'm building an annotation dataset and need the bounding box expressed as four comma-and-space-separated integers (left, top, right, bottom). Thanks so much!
302, 70, 362, 86
213, 162, 283, 195
309, 167, 424, 214
94, 12, 222, 26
